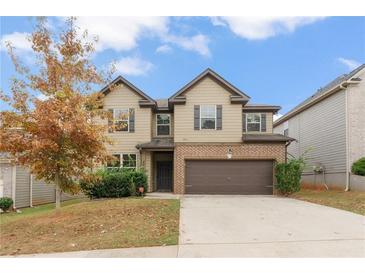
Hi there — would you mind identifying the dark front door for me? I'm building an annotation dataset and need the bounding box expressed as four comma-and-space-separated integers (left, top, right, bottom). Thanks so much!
156, 161, 173, 191
185, 160, 273, 195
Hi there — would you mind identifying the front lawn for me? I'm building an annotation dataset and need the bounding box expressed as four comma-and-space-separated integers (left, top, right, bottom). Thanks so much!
0, 198, 87, 225
0, 198, 180, 256
291, 189, 365, 215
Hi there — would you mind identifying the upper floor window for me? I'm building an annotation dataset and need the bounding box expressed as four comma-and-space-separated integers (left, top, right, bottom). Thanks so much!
156, 114, 170, 136
200, 105, 216, 129
114, 109, 129, 132
246, 113, 261, 132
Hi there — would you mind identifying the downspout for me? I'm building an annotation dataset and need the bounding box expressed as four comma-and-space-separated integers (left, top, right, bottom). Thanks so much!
343, 82, 350, 191
285, 141, 290, 163
30, 174, 33, 207
12, 165, 16, 209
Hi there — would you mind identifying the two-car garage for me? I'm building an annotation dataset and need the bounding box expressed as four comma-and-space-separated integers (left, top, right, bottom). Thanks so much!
185, 160, 274, 195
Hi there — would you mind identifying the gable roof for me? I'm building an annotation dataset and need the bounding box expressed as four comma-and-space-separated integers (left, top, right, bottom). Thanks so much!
274, 64, 365, 127
101, 75, 156, 105
169, 68, 250, 104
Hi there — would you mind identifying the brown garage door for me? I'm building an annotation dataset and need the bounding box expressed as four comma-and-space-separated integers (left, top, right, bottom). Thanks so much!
185, 160, 273, 195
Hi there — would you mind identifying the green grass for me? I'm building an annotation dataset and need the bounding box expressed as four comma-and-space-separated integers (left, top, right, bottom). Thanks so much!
291, 189, 365, 215
0, 198, 87, 225
0, 198, 180, 256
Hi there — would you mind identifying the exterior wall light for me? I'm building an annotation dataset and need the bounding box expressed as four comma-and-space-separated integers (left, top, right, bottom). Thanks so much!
227, 147, 233, 159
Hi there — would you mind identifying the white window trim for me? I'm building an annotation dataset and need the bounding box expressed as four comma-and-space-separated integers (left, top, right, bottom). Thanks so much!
122, 153, 137, 169
246, 113, 262, 132
200, 105, 217, 130
107, 153, 137, 169
113, 108, 130, 133
156, 114, 171, 136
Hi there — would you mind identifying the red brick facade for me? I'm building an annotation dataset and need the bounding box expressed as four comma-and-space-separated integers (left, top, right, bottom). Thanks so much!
173, 143, 286, 194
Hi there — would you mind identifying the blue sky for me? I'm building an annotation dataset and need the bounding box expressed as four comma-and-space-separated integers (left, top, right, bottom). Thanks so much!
1, 16, 364, 115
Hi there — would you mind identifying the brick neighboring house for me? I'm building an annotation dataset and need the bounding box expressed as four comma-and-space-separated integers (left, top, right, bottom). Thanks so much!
274, 64, 365, 191
100, 68, 293, 195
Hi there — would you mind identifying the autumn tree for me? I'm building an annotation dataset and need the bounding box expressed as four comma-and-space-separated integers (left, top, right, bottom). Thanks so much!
0, 17, 113, 208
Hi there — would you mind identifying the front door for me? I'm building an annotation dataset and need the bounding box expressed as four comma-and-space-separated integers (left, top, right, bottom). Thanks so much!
156, 161, 173, 191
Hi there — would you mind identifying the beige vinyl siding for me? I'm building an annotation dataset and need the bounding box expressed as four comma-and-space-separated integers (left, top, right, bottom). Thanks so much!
275, 90, 347, 175
32, 179, 55, 205
174, 76, 243, 142
15, 166, 30, 208
287, 115, 300, 157
243, 112, 273, 133
101, 84, 152, 162
152, 113, 174, 138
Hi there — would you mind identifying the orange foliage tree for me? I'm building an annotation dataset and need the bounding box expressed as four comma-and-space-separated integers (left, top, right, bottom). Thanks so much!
0, 17, 113, 208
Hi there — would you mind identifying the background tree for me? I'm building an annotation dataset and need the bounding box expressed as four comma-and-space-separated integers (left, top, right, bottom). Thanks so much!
0, 17, 114, 208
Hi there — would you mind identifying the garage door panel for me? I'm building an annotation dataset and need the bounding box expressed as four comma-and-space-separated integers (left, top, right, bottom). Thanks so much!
185, 160, 273, 195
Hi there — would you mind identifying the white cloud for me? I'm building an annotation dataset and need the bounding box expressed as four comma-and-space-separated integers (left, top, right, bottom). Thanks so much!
337, 57, 361, 70
114, 56, 153, 76
163, 34, 210, 57
210, 17, 226, 27
76, 17, 168, 52
273, 113, 283, 121
211, 17, 324, 40
74, 17, 210, 57
156, 44, 172, 54
0, 32, 32, 52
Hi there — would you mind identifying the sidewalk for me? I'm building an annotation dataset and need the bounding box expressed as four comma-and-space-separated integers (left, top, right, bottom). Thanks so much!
9, 245, 178, 258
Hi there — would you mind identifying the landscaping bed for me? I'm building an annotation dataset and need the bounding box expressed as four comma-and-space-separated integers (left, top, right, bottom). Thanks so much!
291, 189, 365, 215
0, 198, 180, 256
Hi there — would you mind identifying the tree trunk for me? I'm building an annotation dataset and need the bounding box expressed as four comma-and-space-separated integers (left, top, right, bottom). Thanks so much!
55, 175, 62, 209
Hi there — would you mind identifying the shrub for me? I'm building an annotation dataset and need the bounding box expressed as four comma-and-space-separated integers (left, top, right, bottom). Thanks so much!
80, 168, 148, 198
352, 157, 365, 176
275, 157, 306, 196
0, 197, 13, 212
124, 169, 148, 196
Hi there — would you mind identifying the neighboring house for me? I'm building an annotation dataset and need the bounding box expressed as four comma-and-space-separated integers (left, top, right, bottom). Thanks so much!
0, 153, 80, 208
100, 68, 293, 195
274, 64, 365, 191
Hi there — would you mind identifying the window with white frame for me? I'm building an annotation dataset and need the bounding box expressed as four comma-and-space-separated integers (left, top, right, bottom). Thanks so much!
122, 154, 137, 169
246, 113, 261, 132
114, 109, 129, 132
200, 105, 216, 129
156, 114, 170, 136
106, 153, 137, 169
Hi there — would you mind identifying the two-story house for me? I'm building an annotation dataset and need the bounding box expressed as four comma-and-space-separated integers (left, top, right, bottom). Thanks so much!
101, 68, 293, 195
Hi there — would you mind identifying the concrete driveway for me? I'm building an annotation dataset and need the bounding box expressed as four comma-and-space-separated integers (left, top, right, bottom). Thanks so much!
178, 195, 365, 257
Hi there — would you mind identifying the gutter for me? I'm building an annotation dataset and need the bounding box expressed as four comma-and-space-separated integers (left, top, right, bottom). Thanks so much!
274, 79, 360, 127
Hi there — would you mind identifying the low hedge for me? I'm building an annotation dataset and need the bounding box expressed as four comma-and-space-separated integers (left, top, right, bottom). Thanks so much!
80, 168, 148, 199
352, 157, 365, 176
